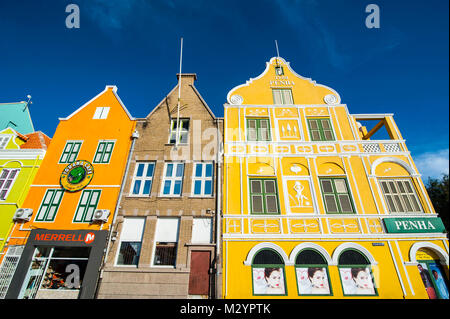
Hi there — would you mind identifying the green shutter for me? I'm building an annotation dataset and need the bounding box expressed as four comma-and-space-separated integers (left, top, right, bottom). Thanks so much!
320, 178, 355, 214
249, 178, 280, 214
307, 119, 335, 141
74, 190, 101, 222
36, 189, 64, 221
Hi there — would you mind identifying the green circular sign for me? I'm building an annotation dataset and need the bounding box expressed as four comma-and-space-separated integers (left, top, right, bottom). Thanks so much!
60, 160, 94, 192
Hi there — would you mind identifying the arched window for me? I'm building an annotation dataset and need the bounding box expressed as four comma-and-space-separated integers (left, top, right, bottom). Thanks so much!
338, 249, 377, 296
251, 249, 286, 296
295, 249, 332, 296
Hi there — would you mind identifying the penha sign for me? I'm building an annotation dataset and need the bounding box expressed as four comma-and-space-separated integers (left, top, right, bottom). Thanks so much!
383, 217, 446, 234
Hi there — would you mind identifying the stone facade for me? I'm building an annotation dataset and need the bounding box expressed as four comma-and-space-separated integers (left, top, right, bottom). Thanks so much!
96, 74, 223, 299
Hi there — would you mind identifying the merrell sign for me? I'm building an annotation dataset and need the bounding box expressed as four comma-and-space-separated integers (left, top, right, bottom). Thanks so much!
383, 217, 445, 234
34, 232, 96, 244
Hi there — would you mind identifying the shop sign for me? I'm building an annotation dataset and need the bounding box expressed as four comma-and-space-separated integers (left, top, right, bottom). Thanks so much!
33, 231, 96, 245
60, 160, 94, 192
383, 217, 445, 234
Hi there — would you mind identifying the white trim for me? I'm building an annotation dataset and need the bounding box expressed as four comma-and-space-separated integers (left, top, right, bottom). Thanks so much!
394, 240, 415, 295
387, 240, 407, 296
370, 157, 415, 177
288, 242, 332, 265
351, 113, 394, 119
331, 242, 378, 266
408, 242, 449, 265
243, 242, 290, 266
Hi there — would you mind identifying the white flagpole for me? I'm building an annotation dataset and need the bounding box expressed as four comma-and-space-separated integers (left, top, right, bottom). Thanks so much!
175, 37, 183, 149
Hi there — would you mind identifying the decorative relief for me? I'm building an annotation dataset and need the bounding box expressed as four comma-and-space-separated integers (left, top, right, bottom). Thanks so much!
367, 218, 384, 234
290, 219, 321, 233
230, 145, 245, 153
246, 108, 268, 116
251, 219, 281, 234
305, 107, 329, 116
226, 219, 242, 233
296, 145, 313, 153
274, 107, 298, 118
329, 219, 361, 233
230, 95, 243, 105
324, 94, 338, 105
274, 145, 290, 154
341, 144, 358, 153
251, 145, 269, 153
278, 120, 301, 140
318, 145, 335, 153
286, 180, 314, 213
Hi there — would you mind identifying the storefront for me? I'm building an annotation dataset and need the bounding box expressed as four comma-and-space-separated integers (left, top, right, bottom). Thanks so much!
5, 229, 107, 299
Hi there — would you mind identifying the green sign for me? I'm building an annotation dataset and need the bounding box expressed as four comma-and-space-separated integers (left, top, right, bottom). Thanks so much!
383, 217, 446, 234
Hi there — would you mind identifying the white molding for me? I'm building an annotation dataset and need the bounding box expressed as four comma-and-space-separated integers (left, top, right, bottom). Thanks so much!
288, 242, 333, 265
243, 242, 290, 266
331, 242, 378, 266
408, 242, 449, 265
370, 156, 415, 176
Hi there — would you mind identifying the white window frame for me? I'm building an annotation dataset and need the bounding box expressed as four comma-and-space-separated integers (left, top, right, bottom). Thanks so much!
160, 162, 184, 197
59, 140, 83, 164
129, 162, 155, 196
0, 168, 20, 201
168, 118, 190, 145
114, 217, 146, 267
191, 162, 214, 197
151, 217, 180, 268
93, 107, 110, 119
92, 140, 116, 164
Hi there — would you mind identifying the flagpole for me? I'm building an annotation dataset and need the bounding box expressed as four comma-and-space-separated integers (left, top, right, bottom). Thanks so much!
175, 37, 183, 149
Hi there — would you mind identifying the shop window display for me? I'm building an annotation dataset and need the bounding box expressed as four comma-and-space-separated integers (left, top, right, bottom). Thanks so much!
338, 249, 377, 296
295, 249, 332, 296
251, 249, 286, 296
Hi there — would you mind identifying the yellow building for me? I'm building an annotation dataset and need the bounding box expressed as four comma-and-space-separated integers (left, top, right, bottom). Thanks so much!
222, 57, 449, 299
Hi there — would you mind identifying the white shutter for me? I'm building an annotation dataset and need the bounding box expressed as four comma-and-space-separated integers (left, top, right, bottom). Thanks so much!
191, 218, 212, 243
121, 217, 145, 242
155, 218, 179, 242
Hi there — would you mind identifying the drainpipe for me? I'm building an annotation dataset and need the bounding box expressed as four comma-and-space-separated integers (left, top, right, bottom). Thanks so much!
99, 129, 139, 278
215, 119, 223, 299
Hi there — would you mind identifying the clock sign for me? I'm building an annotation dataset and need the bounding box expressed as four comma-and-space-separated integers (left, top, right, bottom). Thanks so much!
60, 160, 94, 192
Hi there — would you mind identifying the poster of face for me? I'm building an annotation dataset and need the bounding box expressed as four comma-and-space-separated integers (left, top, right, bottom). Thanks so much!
339, 267, 376, 295
427, 263, 449, 299
296, 267, 330, 295
417, 262, 438, 299
252, 267, 286, 295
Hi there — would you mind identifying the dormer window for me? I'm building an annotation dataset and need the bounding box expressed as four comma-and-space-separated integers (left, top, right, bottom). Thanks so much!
169, 119, 189, 144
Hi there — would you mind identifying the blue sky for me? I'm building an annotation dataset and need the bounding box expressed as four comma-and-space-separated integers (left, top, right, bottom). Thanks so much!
0, 0, 448, 179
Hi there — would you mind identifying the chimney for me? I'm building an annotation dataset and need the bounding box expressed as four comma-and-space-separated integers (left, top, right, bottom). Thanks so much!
176, 73, 197, 86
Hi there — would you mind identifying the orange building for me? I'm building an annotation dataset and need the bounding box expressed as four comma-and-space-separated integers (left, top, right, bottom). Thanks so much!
1, 86, 136, 299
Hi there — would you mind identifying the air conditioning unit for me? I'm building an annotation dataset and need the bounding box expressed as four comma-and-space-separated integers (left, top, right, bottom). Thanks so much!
13, 208, 33, 221
92, 209, 110, 223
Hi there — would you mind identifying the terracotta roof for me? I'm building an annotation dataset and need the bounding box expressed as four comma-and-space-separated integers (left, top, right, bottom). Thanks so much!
20, 131, 51, 150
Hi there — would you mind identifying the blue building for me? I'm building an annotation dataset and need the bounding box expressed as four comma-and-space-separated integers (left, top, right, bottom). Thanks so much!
0, 101, 35, 135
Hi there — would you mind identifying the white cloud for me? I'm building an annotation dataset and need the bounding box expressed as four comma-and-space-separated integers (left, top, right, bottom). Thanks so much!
413, 149, 449, 180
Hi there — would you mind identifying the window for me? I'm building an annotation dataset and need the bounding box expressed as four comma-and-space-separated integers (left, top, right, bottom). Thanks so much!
0, 168, 20, 201
379, 179, 422, 213
130, 162, 155, 196
191, 218, 212, 244
307, 118, 335, 141
0, 136, 11, 149
153, 218, 179, 267
93, 107, 110, 119
252, 249, 286, 295
116, 218, 145, 266
295, 249, 332, 296
319, 178, 354, 214
192, 162, 214, 196
169, 119, 189, 144
73, 190, 101, 222
18, 246, 90, 299
161, 163, 184, 196
249, 179, 280, 214
0, 245, 24, 299
338, 249, 377, 296
93, 141, 115, 164
272, 88, 293, 105
35, 189, 64, 222
417, 260, 449, 299
59, 141, 82, 164
247, 119, 271, 141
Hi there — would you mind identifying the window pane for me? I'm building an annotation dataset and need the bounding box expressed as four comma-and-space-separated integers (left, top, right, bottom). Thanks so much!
323, 130, 334, 141
205, 164, 213, 177
194, 180, 202, 195
251, 180, 262, 194
195, 164, 203, 177
321, 119, 330, 129
266, 195, 278, 213
386, 195, 397, 212
136, 164, 144, 177
180, 132, 188, 143
252, 195, 264, 213
259, 128, 269, 141
118, 242, 141, 266
381, 181, 390, 194
85, 207, 95, 221
79, 191, 89, 205
163, 181, 171, 195
176, 164, 184, 177
334, 179, 347, 193
204, 180, 212, 195
404, 181, 413, 193
273, 90, 282, 104
321, 180, 333, 193
324, 195, 338, 213
248, 128, 257, 141
282, 90, 293, 104
132, 181, 141, 194
393, 195, 404, 212
397, 181, 405, 193
154, 243, 177, 266
264, 180, 276, 193
402, 195, 413, 211
409, 195, 421, 212
309, 120, 318, 130
173, 180, 182, 195
311, 130, 321, 141
166, 164, 173, 177
143, 181, 152, 195
259, 120, 268, 129
248, 120, 257, 129
146, 164, 154, 177
338, 195, 353, 213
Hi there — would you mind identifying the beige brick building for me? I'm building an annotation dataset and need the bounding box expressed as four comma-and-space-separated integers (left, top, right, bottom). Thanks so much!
96, 74, 223, 299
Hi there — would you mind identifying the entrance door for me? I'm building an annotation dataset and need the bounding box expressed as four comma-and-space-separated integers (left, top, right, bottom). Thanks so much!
188, 251, 211, 296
